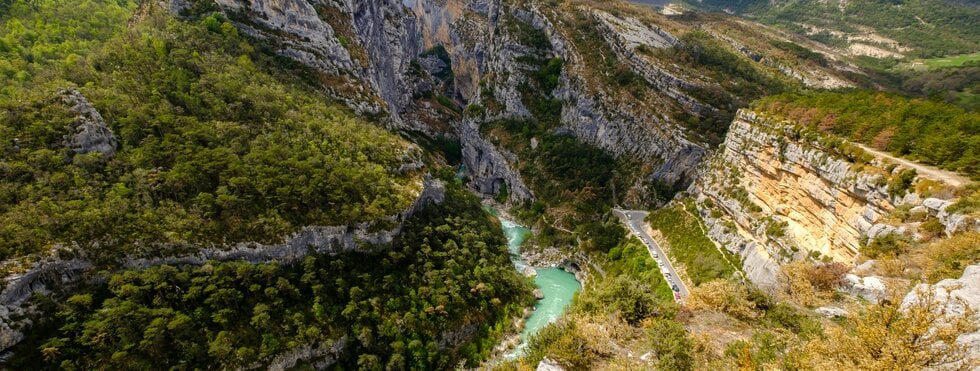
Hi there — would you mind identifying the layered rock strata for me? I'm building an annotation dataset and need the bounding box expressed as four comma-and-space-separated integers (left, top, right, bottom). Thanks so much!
692, 110, 975, 287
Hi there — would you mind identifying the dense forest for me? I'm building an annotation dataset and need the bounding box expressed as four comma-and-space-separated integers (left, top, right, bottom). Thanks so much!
0, 1, 419, 261
8, 180, 533, 369
753, 91, 980, 179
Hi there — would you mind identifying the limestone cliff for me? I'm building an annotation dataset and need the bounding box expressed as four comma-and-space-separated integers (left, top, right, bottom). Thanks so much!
190, 0, 724, 199
691, 110, 977, 287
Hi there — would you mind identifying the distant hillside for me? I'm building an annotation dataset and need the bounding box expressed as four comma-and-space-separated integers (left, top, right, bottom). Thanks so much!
684, 0, 980, 58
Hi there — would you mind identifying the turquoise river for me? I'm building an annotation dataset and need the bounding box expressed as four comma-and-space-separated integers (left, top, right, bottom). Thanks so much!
494, 211, 581, 356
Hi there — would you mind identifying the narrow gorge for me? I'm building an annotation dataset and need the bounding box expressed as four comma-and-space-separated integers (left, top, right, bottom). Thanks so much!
1, 0, 978, 368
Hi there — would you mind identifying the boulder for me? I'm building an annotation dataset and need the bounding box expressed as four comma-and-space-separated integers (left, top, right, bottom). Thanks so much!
537, 357, 565, 371
842, 274, 887, 303
922, 198, 951, 213
815, 306, 849, 318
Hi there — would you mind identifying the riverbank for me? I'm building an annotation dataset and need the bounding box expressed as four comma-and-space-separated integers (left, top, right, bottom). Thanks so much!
483, 202, 582, 360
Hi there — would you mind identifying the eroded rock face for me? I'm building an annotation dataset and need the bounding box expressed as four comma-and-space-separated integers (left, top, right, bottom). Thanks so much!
59, 88, 118, 156
459, 118, 534, 202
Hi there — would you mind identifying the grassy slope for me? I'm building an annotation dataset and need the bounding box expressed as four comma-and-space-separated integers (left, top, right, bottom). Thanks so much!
646, 200, 741, 285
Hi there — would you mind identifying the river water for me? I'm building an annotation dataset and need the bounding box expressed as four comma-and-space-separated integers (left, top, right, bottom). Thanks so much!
495, 212, 581, 356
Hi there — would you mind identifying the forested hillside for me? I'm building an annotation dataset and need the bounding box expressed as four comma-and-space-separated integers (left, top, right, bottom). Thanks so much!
7, 181, 533, 369
0, 1, 419, 262
753, 91, 980, 179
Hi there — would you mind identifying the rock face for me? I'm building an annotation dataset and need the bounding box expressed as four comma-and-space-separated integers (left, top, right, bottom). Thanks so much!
262, 336, 347, 371
691, 110, 972, 287
193, 0, 711, 198
58, 88, 118, 156
459, 118, 534, 202
544, 8, 707, 186
902, 264, 980, 361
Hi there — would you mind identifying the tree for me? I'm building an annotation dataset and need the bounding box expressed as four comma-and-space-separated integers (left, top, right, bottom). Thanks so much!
648, 318, 694, 371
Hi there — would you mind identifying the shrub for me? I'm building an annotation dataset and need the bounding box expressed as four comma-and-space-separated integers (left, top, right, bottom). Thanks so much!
687, 280, 759, 320
887, 169, 918, 197
862, 234, 912, 259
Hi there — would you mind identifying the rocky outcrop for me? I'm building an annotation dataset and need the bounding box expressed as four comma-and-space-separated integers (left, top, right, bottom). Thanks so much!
262, 336, 347, 371
902, 264, 980, 362
592, 10, 712, 116
58, 88, 118, 156
691, 110, 967, 287
214, 0, 354, 74
459, 118, 534, 202
537, 357, 566, 371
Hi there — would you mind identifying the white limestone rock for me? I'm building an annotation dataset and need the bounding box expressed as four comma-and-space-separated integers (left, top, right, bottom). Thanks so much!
815, 306, 849, 318
901, 265, 980, 362
537, 357, 566, 371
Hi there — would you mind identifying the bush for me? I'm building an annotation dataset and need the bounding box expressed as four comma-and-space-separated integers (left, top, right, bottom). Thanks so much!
687, 280, 759, 320
887, 169, 918, 197
862, 234, 912, 258
583, 275, 676, 324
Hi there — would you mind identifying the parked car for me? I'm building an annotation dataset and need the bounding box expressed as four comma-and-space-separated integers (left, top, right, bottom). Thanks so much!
672, 284, 680, 292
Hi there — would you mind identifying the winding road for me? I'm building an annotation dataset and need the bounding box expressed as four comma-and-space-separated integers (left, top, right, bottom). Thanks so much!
612, 209, 690, 301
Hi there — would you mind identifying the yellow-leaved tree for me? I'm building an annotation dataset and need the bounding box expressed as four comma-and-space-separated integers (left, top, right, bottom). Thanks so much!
797, 287, 978, 370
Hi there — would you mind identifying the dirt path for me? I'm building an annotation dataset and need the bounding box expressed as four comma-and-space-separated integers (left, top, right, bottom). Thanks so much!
854, 143, 972, 188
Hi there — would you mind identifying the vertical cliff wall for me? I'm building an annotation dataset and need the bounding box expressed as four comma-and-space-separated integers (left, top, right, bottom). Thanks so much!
692, 110, 977, 287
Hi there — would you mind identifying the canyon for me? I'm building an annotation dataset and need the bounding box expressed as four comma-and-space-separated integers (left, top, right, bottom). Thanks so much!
1, 0, 978, 367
